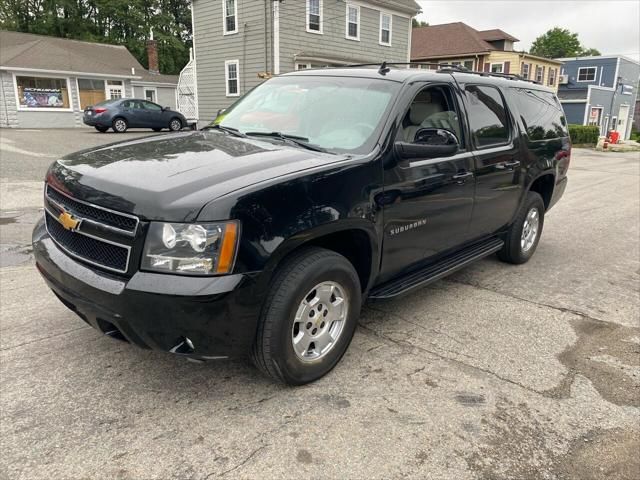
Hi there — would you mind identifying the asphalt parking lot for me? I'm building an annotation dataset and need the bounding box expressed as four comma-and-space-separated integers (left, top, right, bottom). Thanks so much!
1, 128, 639, 480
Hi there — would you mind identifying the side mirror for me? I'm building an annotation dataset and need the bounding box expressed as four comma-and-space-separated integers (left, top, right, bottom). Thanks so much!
394, 128, 459, 160
164, 106, 171, 111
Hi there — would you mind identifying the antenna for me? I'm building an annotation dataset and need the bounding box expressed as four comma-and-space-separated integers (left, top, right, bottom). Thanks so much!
378, 61, 391, 75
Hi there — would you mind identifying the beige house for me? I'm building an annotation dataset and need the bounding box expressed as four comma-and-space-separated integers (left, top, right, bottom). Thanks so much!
411, 22, 563, 92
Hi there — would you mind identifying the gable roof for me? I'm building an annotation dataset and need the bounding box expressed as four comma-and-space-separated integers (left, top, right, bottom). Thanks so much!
0, 30, 177, 84
411, 22, 519, 60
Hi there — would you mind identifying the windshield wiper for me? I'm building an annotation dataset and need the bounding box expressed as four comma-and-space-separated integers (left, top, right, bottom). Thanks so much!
202, 124, 247, 138
244, 131, 329, 153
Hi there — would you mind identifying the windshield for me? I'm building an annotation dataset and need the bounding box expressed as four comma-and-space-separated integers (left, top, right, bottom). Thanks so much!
215, 75, 401, 154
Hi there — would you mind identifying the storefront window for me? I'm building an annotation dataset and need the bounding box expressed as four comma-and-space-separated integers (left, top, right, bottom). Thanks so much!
16, 76, 70, 109
78, 79, 106, 109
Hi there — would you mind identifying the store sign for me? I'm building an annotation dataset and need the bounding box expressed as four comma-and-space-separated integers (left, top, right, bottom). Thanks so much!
21, 88, 64, 108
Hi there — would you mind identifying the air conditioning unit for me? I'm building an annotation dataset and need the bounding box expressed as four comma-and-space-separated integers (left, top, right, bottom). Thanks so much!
559, 74, 569, 84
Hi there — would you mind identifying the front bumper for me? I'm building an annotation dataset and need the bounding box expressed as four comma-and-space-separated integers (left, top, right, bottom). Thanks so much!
32, 217, 263, 359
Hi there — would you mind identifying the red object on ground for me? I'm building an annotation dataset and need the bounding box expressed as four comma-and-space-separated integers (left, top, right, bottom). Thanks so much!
608, 131, 620, 144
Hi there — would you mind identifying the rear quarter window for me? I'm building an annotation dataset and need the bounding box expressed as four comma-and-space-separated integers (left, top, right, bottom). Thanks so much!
510, 88, 568, 140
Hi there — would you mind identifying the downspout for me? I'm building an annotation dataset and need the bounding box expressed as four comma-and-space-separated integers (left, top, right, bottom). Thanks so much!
264, 0, 269, 74
273, 1, 280, 74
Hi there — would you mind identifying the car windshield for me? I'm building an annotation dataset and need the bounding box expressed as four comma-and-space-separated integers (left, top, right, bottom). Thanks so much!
214, 75, 401, 154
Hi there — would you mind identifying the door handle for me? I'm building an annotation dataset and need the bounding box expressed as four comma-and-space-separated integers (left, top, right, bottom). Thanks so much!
496, 160, 521, 170
452, 171, 473, 184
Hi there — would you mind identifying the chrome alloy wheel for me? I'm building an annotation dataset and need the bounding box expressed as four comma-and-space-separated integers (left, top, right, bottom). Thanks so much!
521, 207, 540, 253
292, 281, 348, 362
170, 119, 182, 131
114, 119, 127, 132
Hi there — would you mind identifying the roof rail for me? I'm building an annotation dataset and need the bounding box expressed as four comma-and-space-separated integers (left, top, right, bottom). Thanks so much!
343, 62, 540, 84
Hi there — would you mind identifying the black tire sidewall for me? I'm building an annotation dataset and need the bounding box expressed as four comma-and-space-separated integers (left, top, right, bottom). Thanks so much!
265, 252, 361, 385
503, 192, 545, 263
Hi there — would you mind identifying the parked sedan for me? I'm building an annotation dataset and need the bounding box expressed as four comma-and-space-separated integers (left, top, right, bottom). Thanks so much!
83, 98, 187, 133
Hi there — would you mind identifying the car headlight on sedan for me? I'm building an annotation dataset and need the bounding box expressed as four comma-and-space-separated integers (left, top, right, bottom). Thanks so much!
142, 221, 239, 275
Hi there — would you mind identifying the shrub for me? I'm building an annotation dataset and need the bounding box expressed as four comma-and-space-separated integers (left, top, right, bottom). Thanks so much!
631, 130, 640, 142
568, 124, 600, 145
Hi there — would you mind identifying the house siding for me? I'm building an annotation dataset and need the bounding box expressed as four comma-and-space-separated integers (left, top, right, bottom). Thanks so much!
191, 0, 414, 125
561, 102, 586, 125
133, 85, 178, 109
192, 0, 271, 125
278, 1, 411, 71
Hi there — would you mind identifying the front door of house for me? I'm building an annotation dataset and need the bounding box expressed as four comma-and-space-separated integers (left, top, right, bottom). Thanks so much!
106, 80, 125, 99
617, 104, 630, 139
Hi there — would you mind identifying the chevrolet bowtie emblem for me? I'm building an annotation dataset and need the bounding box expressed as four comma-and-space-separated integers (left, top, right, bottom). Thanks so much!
58, 211, 80, 231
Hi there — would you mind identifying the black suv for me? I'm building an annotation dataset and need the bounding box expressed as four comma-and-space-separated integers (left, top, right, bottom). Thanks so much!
33, 65, 570, 385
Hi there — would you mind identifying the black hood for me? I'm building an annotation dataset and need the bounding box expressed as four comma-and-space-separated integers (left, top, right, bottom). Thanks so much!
47, 131, 349, 222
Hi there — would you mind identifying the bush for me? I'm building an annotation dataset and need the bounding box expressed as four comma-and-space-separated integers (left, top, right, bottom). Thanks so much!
568, 124, 600, 145
631, 130, 640, 142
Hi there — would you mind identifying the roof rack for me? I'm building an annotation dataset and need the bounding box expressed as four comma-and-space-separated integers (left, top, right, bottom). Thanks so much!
343, 62, 540, 84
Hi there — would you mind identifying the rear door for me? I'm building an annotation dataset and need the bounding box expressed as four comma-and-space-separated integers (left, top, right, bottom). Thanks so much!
379, 82, 476, 282
459, 83, 523, 240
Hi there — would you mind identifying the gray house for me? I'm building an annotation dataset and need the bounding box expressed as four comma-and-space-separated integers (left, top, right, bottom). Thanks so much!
190, 0, 420, 125
556, 55, 639, 140
0, 30, 178, 129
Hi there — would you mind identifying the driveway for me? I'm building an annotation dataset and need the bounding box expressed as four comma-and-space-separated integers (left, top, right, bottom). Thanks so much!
1, 129, 638, 479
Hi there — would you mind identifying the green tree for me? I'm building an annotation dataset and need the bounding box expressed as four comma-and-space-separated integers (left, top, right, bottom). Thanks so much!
0, 0, 192, 74
412, 18, 428, 28
530, 27, 600, 59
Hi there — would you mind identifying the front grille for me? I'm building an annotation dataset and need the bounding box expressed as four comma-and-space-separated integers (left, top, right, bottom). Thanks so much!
46, 214, 130, 273
46, 185, 138, 233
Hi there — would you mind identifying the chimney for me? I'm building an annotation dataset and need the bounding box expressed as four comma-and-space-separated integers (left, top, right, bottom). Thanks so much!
146, 39, 159, 74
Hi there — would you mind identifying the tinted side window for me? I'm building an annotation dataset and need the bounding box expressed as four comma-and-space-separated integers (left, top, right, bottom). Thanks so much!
464, 85, 510, 148
143, 101, 162, 111
511, 88, 568, 140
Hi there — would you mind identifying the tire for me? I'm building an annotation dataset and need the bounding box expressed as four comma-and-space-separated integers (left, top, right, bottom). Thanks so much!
112, 117, 128, 133
498, 191, 545, 264
152, 127, 163, 132
168, 118, 182, 132
94, 126, 109, 133
252, 247, 362, 385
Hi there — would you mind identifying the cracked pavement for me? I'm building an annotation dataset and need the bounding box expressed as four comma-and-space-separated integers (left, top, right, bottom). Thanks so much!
1, 129, 639, 479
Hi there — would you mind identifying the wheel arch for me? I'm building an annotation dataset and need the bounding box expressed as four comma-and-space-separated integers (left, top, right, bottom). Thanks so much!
527, 172, 555, 210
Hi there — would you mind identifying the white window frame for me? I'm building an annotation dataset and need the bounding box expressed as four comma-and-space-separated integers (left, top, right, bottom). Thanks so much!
13, 73, 74, 112
577, 66, 597, 82
144, 87, 158, 103
75, 78, 107, 110
548, 68, 556, 86
379, 11, 392, 46
106, 79, 125, 100
521, 63, 530, 79
587, 106, 603, 126
345, 4, 360, 41
535, 66, 544, 83
225, 60, 240, 97
490, 63, 504, 74
223, 0, 238, 35
306, 0, 323, 34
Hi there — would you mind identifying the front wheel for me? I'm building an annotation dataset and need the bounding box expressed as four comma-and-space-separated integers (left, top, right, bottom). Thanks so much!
498, 191, 545, 264
252, 247, 361, 385
168, 118, 182, 132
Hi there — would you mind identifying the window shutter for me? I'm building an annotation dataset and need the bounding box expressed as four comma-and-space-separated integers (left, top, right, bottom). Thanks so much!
504, 61, 510, 74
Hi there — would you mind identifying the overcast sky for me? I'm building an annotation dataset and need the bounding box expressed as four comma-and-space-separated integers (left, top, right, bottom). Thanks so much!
415, 1, 640, 61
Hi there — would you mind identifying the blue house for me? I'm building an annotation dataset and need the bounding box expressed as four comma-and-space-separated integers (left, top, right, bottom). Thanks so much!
556, 55, 639, 140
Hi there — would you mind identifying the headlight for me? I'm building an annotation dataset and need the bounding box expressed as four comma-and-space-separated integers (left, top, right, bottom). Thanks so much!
142, 221, 239, 275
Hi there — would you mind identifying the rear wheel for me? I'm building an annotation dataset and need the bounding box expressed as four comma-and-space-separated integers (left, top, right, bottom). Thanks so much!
498, 191, 545, 264
169, 118, 182, 132
252, 247, 361, 385
94, 126, 109, 133
112, 117, 128, 133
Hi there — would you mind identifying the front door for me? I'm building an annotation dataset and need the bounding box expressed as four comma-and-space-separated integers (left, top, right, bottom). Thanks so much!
617, 104, 630, 139
460, 83, 523, 240
379, 83, 475, 282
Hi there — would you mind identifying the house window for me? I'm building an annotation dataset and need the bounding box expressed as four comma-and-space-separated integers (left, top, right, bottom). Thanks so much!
15, 75, 70, 109
548, 68, 556, 86
223, 0, 238, 35
144, 88, 157, 103
106, 80, 124, 99
346, 4, 360, 41
588, 107, 603, 126
77, 78, 105, 108
225, 60, 240, 97
379, 12, 392, 46
521, 63, 530, 80
490, 63, 504, 73
306, 0, 322, 33
463, 60, 474, 70
577, 67, 596, 82
535, 66, 544, 83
